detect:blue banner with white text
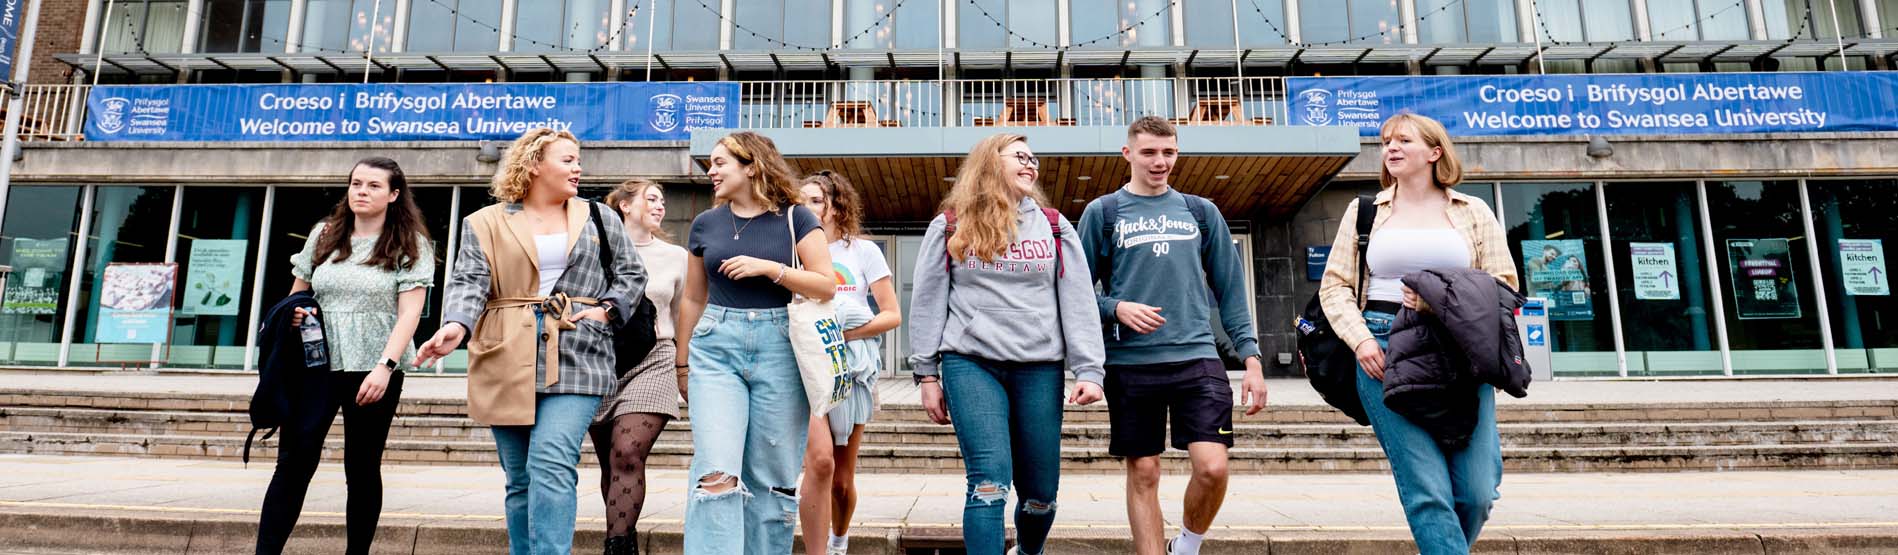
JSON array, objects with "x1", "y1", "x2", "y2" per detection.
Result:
[
  {"x1": 1287, "y1": 72, "x2": 1898, "y2": 136},
  {"x1": 84, "y1": 82, "x2": 739, "y2": 142},
  {"x1": 0, "y1": 0, "x2": 25, "y2": 81}
]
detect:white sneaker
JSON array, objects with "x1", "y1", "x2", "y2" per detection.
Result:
[
  {"x1": 1165, "y1": 537, "x2": 1184, "y2": 555},
  {"x1": 826, "y1": 546, "x2": 847, "y2": 555}
]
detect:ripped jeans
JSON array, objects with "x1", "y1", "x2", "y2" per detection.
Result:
[
  {"x1": 940, "y1": 353, "x2": 1064, "y2": 555},
  {"x1": 683, "y1": 305, "x2": 810, "y2": 555}
]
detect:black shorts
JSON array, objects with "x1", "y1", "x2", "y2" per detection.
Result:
[{"x1": 1103, "y1": 358, "x2": 1234, "y2": 458}]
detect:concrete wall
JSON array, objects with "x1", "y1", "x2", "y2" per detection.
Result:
[{"x1": 11, "y1": 141, "x2": 698, "y2": 184}]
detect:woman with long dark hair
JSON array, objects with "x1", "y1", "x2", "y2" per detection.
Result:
[
  {"x1": 797, "y1": 170, "x2": 901, "y2": 555},
  {"x1": 258, "y1": 156, "x2": 434, "y2": 555},
  {"x1": 906, "y1": 134, "x2": 1105, "y2": 555},
  {"x1": 589, "y1": 179, "x2": 687, "y2": 555},
  {"x1": 414, "y1": 128, "x2": 646, "y2": 555}
]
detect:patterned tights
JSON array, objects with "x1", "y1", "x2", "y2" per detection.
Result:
[{"x1": 590, "y1": 412, "x2": 670, "y2": 537}]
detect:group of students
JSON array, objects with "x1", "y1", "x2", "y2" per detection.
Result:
[{"x1": 253, "y1": 112, "x2": 1516, "y2": 555}]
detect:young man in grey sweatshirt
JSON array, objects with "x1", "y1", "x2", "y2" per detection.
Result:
[{"x1": 1078, "y1": 117, "x2": 1269, "y2": 555}]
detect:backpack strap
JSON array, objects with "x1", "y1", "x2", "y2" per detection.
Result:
[
  {"x1": 588, "y1": 201, "x2": 615, "y2": 281},
  {"x1": 1041, "y1": 207, "x2": 1064, "y2": 278},
  {"x1": 1183, "y1": 193, "x2": 1216, "y2": 285},
  {"x1": 1096, "y1": 193, "x2": 1119, "y2": 286},
  {"x1": 1354, "y1": 193, "x2": 1377, "y2": 302},
  {"x1": 942, "y1": 209, "x2": 958, "y2": 273}
]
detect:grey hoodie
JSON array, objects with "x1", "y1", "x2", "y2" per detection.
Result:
[{"x1": 907, "y1": 197, "x2": 1106, "y2": 385}]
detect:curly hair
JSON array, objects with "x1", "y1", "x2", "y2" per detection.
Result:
[
  {"x1": 490, "y1": 127, "x2": 579, "y2": 203},
  {"x1": 713, "y1": 132, "x2": 802, "y2": 212},
  {"x1": 801, "y1": 170, "x2": 863, "y2": 242},
  {"x1": 605, "y1": 179, "x2": 672, "y2": 241},
  {"x1": 942, "y1": 134, "x2": 1046, "y2": 264}
]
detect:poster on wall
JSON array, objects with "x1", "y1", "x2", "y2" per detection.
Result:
[
  {"x1": 1629, "y1": 242, "x2": 1681, "y2": 300},
  {"x1": 1521, "y1": 239, "x2": 1594, "y2": 320},
  {"x1": 1838, "y1": 239, "x2": 1888, "y2": 297},
  {"x1": 96, "y1": 263, "x2": 177, "y2": 344},
  {"x1": 183, "y1": 240, "x2": 246, "y2": 316},
  {"x1": 4, "y1": 238, "x2": 69, "y2": 314},
  {"x1": 1726, "y1": 238, "x2": 1802, "y2": 319}
]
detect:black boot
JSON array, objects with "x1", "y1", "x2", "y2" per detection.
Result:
[{"x1": 603, "y1": 535, "x2": 637, "y2": 555}]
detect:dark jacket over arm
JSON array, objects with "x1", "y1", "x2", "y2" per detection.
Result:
[{"x1": 1382, "y1": 267, "x2": 1530, "y2": 449}]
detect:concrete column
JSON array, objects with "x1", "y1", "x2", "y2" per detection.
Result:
[
  {"x1": 1057, "y1": 0, "x2": 1070, "y2": 46},
  {"x1": 831, "y1": 0, "x2": 844, "y2": 46},
  {"x1": 392, "y1": 0, "x2": 411, "y2": 52},
  {"x1": 1631, "y1": 0, "x2": 1652, "y2": 40},
  {"x1": 1515, "y1": 0, "x2": 1534, "y2": 43},
  {"x1": 286, "y1": 0, "x2": 309, "y2": 53},
  {"x1": 498, "y1": 0, "x2": 516, "y2": 51},
  {"x1": 943, "y1": 0, "x2": 956, "y2": 48},
  {"x1": 719, "y1": 0, "x2": 733, "y2": 50},
  {"x1": 1400, "y1": 0, "x2": 1418, "y2": 43},
  {"x1": 80, "y1": 0, "x2": 103, "y2": 55},
  {"x1": 1859, "y1": 0, "x2": 1882, "y2": 38},
  {"x1": 1746, "y1": 0, "x2": 1768, "y2": 39},
  {"x1": 181, "y1": 0, "x2": 205, "y2": 53},
  {"x1": 1284, "y1": 0, "x2": 1302, "y2": 44},
  {"x1": 1170, "y1": 0, "x2": 1185, "y2": 46}
]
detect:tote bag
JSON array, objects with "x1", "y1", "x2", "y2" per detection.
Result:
[{"x1": 785, "y1": 211, "x2": 851, "y2": 415}]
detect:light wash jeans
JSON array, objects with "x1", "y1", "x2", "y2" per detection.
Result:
[
  {"x1": 491, "y1": 393, "x2": 604, "y2": 555},
  {"x1": 940, "y1": 353, "x2": 1065, "y2": 555},
  {"x1": 683, "y1": 305, "x2": 810, "y2": 555},
  {"x1": 1356, "y1": 309, "x2": 1502, "y2": 555}
]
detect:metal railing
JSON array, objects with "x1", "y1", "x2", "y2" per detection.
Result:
[
  {"x1": 8, "y1": 77, "x2": 1287, "y2": 142},
  {"x1": 740, "y1": 77, "x2": 1287, "y2": 129}
]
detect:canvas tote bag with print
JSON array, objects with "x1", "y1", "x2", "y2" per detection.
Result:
[{"x1": 784, "y1": 209, "x2": 851, "y2": 415}]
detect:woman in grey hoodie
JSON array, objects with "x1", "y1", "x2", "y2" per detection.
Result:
[{"x1": 907, "y1": 133, "x2": 1107, "y2": 555}]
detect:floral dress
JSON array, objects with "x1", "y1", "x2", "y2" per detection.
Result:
[{"x1": 290, "y1": 222, "x2": 435, "y2": 372}]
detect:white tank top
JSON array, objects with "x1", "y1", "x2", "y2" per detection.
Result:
[
  {"x1": 1365, "y1": 228, "x2": 1470, "y2": 303},
  {"x1": 535, "y1": 233, "x2": 568, "y2": 297}
]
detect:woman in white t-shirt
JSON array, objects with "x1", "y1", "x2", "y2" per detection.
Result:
[{"x1": 797, "y1": 170, "x2": 902, "y2": 555}]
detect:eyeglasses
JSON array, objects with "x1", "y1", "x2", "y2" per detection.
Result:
[{"x1": 1010, "y1": 152, "x2": 1040, "y2": 168}]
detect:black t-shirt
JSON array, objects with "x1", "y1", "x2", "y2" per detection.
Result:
[{"x1": 688, "y1": 204, "x2": 824, "y2": 309}]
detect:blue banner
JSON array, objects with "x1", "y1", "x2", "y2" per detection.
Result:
[
  {"x1": 84, "y1": 82, "x2": 739, "y2": 142},
  {"x1": 0, "y1": 0, "x2": 24, "y2": 81},
  {"x1": 1287, "y1": 72, "x2": 1898, "y2": 136}
]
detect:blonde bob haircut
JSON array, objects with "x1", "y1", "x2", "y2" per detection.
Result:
[
  {"x1": 1377, "y1": 113, "x2": 1463, "y2": 190},
  {"x1": 490, "y1": 127, "x2": 580, "y2": 203},
  {"x1": 713, "y1": 132, "x2": 803, "y2": 212},
  {"x1": 941, "y1": 133, "x2": 1048, "y2": 264},
  {"x1": 605, "y1": 179, "x2": 671, "y2": 241}
]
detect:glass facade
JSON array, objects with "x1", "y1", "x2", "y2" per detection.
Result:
[
  {"x1": 1764, "y1": 0, "x2": 1865, "y2": 39},
  {"x1": 303, "y1": 0, "x2": 395, "y2": 53},
  {"x1": 1706, "y1": 181, "x2": 1828, "y2": 374},
  {"x1": 406, "y1": 0, "x2": 504, "y2": 52},
  {"x1": 68, "y1": 186, "x2": 176, "y2": 366},
  {"x1": 1537, "y1": 0, "x2": 1637, "y2": 42},
  {"x1": 1180, "y1": 0, "x2": 1287, "y2": 47},
  {"x1": 101, "y1": 0, "x2": 190, "y2": 54},
  {"x1": 1072, "y1": 0, "x2": 1172, "y2": 48},
  {"x1": 1604, "y1": 182, "x2": 1720, "y2": 375},
  {"x1": 1299, "y1": 0, "x2": 1402, "y2": 45},
  {"x1": 1418, "y1": 0, "x2": 1518, "y2": 44},
  {"x1": 1648, "y1": 0, "x2": 1751, "y2": 41},
  {"x1": 199, "y1": 0, "x2": 295, "y2": 53},
  {"x1": 1809, "y1": 180, "x2": 1898, "y2": 373},
  {"x1": 958, "y1": 0, "x2": 1058, "y2": 48},
  {"x1": 737, "y1": 0, "x2": 832, "y2": 49},
  {"x1": 0, "y1": 187, "x2": 84, "y2": 366},
  {"x1": 515, "y1": 0, "x2": 615, "y2": 52},
  {"x1": 1501, "y1": 182, "x2": 1616, "y2": 376},
  {"x1": 169, "y1": 187, "x2": 267, "y2": 369}
]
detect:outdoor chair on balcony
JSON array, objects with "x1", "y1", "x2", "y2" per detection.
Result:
[
  {"x1": 1000, "y1": 98, "x2": 1052, "y2": 126},
  {"x1": 1190, "y1": 97, "x2": 1243, "y2": 125},
  {"x1": 972, "y1": 117, "x2": 996, "y2": 126},
  {"x1": 825, "y1": 101, "x2": 878, "y2": 127}
]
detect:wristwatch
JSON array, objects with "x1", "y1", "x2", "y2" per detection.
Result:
[{"x1": 380, "y1": 357, "x2": 401, "y2": 372}]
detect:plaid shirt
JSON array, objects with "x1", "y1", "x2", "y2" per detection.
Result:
[
  {"x1": 443, "y1": 201, "x2": 647, "y2": 397},
  {"x1": 1318, "y1": 188, "x2": 1519, "y2": 351}
]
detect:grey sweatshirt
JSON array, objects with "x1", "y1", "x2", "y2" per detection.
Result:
[{"x1": 906, "y1": 197, "x2": 1107, "y2": 385}]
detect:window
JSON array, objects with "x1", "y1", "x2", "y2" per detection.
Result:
[
  {"x1": 1183, "y1": 0, "x2": 1290, "y2": 47},
  {"x1": 1706, "y1": 181, "x2": 1827, "y2": 374},
  {"x1": 959, "y1": 0, "x2": 1056, "y2": 48},
  {"x1": 1810, "y1": 180, "x2": 1898, "y2": 373},
  {"x1": 633, "y1": 0, "x2": 721, "y2": 51},
  {"x1": 1764, "y1": 0, "x2": 1865, "y2": 39},
  {"x1": 406, "y1": 0, "x2": 503, "y2": 51},
  {"x1": 1297, "y1": 0, "x2": 1401, "y2": 45},
  {"x1": 1648, "y1": 0, "x2": 1751, "y2": 41},
  {"x1": 302, "y1": 0, "x2": 394, "y2": 53},
  {"x1": 736, "y1": 0, "x2": 831, "y2": 49},
  {"x1": 888, "y1": 0, "x2": 940, "y2": 49},
  {"x1": 168, "y1": 187, "x2": 267, "y2": 370},
  {"x1": 199, "y1": 0, "x2": 295, "y2": 53},
  {"x1": 1074, "y1": 0, "x2": 1174, "y2": 48},
  {"x1": 1534, "y1": 0, "x2": 1636, "y2": 42},
  {"x1": 1604, "y1": 182, "x2": 1722, "y2": 376},
  {"x1": 101, "y1": 0, "x2": 189, "y2": 54},
  {"x1": 1501, "y1": 182, "x2": 1616, "y2": 376},
  {"x1": 514, "y1": 0, "x2": 616, "y2": 51},
  {"x1": 1418, "y1": 0, "x2": 1518, "y2": 43},
  {"x1": 68, "y1": 187, "x2": 176, "y2": 366},
  {"x1": 0, "y1": 187, "x2": 84, "y2": 366}
]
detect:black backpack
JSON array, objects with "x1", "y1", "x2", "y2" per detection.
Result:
[
  {"x1": 1295, "y1": 193, "x2": 1376, "y2": 426},
  {"x1": 589, "y1": 201, "x2": 661, "y2": 378}
]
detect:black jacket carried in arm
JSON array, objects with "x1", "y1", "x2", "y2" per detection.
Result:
[
  {"x1": 1382, "y1": 267, "x2": 1531, "y2": 450},
  {"x1": 247, "y1": 291, "x2": 330, "y2": 464}
]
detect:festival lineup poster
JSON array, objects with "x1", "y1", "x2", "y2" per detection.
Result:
[
  {"x1": 183, "y1": 240, "x2": 246, "y2": 316},
  {"x1": 1521, "y1": 239, "x2": 1594, "y2": 320},
  {"x1": 1726, "y1": 238, "x2": 1802, "y2": 319},
  {"x1": 96, "y1": 263, "x2": 177, "y2": 344},
  {"x1": 4, "y1": 238, "x2": 69, "y2": 314}
]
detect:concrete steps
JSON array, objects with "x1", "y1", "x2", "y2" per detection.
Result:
[{"x1": 4, "y1": 387, "x2": 1897, "y2": 473}]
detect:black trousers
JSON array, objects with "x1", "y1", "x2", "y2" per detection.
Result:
[{"x1": 255, "y1": 370, "x2": 404, "y2": 555}]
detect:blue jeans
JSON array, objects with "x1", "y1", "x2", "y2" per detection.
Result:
[
  {"x1": 491, "y1": 393, "x2": 604, "y2": 555},
  {"x1": 683, "y1": 305, "x2": 809, "y2": 555},
  {"x1": 940, "y1": 353, "x2": 1065, "y2": 555},
  {"x1": 1356, "y1": 309, "x2": 1502, "y2": 555}
]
